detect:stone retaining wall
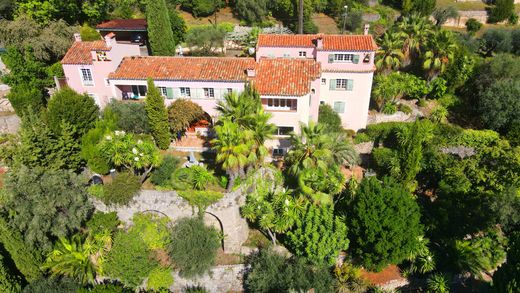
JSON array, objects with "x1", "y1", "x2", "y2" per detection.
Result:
[
  {"x1": 170, "y1": 264, "x2": 245, "y2": 292},
  {"x1": 93, "y1": 189, "x2": 250, "y2": 254}
]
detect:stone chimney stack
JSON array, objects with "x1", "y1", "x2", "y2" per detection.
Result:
[
  {"x1": 364, "y1": 24, "x2": 370, "y2": 35},
  {"x1": 73, "y1": 33, "x2": 82, "y2": 42}
]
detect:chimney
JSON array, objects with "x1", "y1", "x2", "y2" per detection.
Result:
[
  {"x1": 316, "y1": 34, "x2": 324, "y2": 50},
  {"x1": 246, "y1": 68, "x2": 256, "y2": 77},
  {"x1": 364, "y1": 24, "x2": 370, "y2": 35},
  {"x1": 104, "y1": 32, "x2": 116, "y2": 47},
  {"x1": 73, "y1": 33, "x2": 82, "y2": 42}
]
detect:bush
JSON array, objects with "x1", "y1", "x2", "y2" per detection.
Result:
[
  {"x1": 47, "y1": 61, "x2": 64, "y2": 78},
  {"x1": 147, "y1": 267, "x2": 174, "y2": 291},
  {"x1": 78, "y1": 283, "x2": 132, "y2": 293},
  {"x1": 0, "y1": 250, "x2": 22, "y2": 293},
  {"x1": 168, "y1": 218, "x2": 220, "y2": 278},
  {"x1": 353, "y1": 133, "x2": 371, "y2": 144},
  {"x1": 430, "y1": 105, "x2": 448, "y2": 123},
  {"x1": 180, "y1": 0, "x2": 221, "y2": 17},
  {"x1": 87, "y1": 184, "x2": 104, "y2": 199},
  {"x1": 454, "y1": 229, "x2": 507, "y2": 275},
  {"x1": 244, "y1": 249, "x2": 334, "y2": 293},
  {"x1": 151, "y1": 155, "x2": 180, "y2": 187},
  {"x1": 489, "y1": 0, "x2": 515, "y2": 23},
  {"x1": 465, "y1": 18, "x2": 482, "y2": 35},
  {"x1": 104, "y1": 230, "x2": 159, "y2": 288},
  {"x1": 132, "y1": 213, "x2": 171, "y2": 250},
  {"x1": 167, "y1": 99, "x2": 205, "y2": 135},
  {"x1": 80, "y1": 23, "x2": 101, "y2": 41},
  {"x1": 6, "y1": 85, "x2": 45, "y2": 117},
  {"x1": 86, "y1": 211, "x2": 120, "y2": 235},
  {"x1": 185, "y1": 286, "x2": 209, "y2": 293},
  {"x1": 22, "y1": 277, "x2": 80, "y2": 293},
  {"x1": 178, "y1": 190, "x2": 223, "y2": 218},
  {"x1": 107, "y1": 100, "x2": 150, "y2": 134},
  {"x1": 452, "y1": 129, "x2": 500, "y2": 148},
  {"x1": 509, "y1": 13, "x2": 519, "y2": 25},
  {"x1": 235, "y1": 0, "x2": 268, "y2": 25},
  {"x1": 398, "y1": 103, "x2": 412, "y2": 114},
  {"x1": 318, "y1": 104, "x2": 343, "y2": 133},
  {"x1": 382, "y1": 102, "x2": 397, "y2": 114},
  {"x1": 103, "y1": 172, "x2": 141, "y2": 206}
]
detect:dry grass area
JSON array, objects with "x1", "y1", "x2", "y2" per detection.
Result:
[
  {"x1": 177, "y1": 6, "x2": 241, "y2": 27},
  {"x1": 215, "y1": 248, "x2": 243, "y2": 265},
  {"x1": 243, "y1": 229, "x2": 272, "y2": 248},
  {"x1": 436, "y1": 0, "x2": 489, "y2": 11},
  {"x1": 312, "y1": 13, "x2": 340, "y2": 34}
]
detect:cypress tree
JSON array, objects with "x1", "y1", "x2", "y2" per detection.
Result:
[
  {"x1": 146, "y1": 0, "x2": 176, "y2": 55},
  {"x1": 144, "y1": 78, "x2": 171, "y2": 149}
]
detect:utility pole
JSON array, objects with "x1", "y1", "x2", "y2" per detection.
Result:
[
  {"x1": 298, "y1": 0, "x2": 304, "y2": 34},
  {"x1": 341, "y1": 5, "x2": 348, "y2": 34}
]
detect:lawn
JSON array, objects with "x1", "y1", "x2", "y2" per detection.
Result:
[
  {"x1": 312, "y1": 13, "x2": 340, "y2": 34},
  {"x1": 436, "y1": 0, "x2": 489, "y2": 11}
]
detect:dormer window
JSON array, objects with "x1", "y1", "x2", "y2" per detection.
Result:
[
  {"x1": 299, "y1": 51, "x2": 307, "y2": 57},
  {"x1": 96, "y1": 51, "x2": 110, "y2": 61}
]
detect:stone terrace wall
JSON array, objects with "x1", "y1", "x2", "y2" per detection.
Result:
[
  {"x1": 93, "y1": 189, "x2": 250, "y2": 254},
  {"x1": 170, "y1": 264, "x2": 245, "y2": 292}
]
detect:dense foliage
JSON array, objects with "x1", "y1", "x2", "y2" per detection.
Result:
[
  {"x1": 146, "y1": 0, "x2": 176, "y2": 56},
  {"x1": 144, "y1": 79, "x2": 171, "y2": 149}
]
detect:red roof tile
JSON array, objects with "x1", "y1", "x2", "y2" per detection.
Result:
[
  {"x1": 96, "y1": 19, "x2": 147, "y2": 31},
  {"x1": 61, "y1": 41, "x2": 109, "y2": 65},
  {"x1": 257, "y1": 34, "x2": 377, "y2": 51},
  {"x1": 254, "y1": 58, "x2": 321, "y2": 96},
  {"x1": 109, "y1": 56, "x2": 256, "y2": 82}
]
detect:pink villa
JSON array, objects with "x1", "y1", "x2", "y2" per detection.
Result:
[{"x1": 61, "y1": 30, "x2": 377, "y2": 154}]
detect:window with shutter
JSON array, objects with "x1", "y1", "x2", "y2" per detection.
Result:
[
  {"x1": 353, "y1": 55, "x2": 360, "y2": 64},
  {"x1": 329, "y1": 79, "x2": 337, "y2": 90},
  {"x1": 347, "y1": 79, "x2": 354, "y2": 91},
  {"x1": 328, "y1": 54, "x2": 334, "y2": 63},
  {"x1": 166, "y1": 88, "x2": 174, "y2": 99},
  {"x1": 334, "y1": 101, "x2": 345, "y2": 113}
]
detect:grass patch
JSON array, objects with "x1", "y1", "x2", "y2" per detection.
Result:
[
  {"x1": 244, "y1": 229, "x2": 272, "y2": 249},
  {"x1": 436, "y1": 0, "x2": 489, "y2": 11}
]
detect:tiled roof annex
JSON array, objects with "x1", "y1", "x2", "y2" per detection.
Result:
[
  {"x1": 257, "y1": 34, "x2": 377, "y2": 51},
  {"x1": 61, "y1": 41, "x2": 109, "y2": 65},
  {"x1": 96, "y1": 19, "x2": 147, "y2": 31},
  {"x1": 254, "y1": 58, "x2": 321, "y2": 96},
  {"x1": 108, "y1": 56, "x2": 257, "y2": 82}
]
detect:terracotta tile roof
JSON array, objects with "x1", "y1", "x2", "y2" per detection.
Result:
[
  {"x1": 257, "y1": 34, "x2": 377, "y2": 51},
  {"x1": 61, "y1": 41, "x2": 109, "y2": 65},
  {"x1": 254, "y1": 58, "x2": 321, "y2": 96},
  {"x1": 109, "y1": 56, "x2": 257, "y2": 82},
  {"x1": 96, "y1": 19, "x2": 147, "y2": 31}
]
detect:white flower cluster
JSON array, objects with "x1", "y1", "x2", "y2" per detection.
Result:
[{"x1": 115, "y1": 130, "x2": 126, "y2": 136}]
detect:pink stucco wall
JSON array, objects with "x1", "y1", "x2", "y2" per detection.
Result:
[
  {"x1": 316, "y1": 50, "x2": 375, "y2": 72},
  {"x1": 256, "y1": 46, "x2": 316, "y2": 60}
]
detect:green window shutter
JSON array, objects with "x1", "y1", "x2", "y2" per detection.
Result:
[
  {"x1": 328, "y1": 54, "x2": 334, "y2": 63},
  {"x1": 166, "y1": 87, "x2": 174, "y2": 99},
  {"x1": 334, "y1": 102, "x2": 345, "y2": 113},
  {"x1": 172, "y1": 88, "x2": 180, "y2": 98},
  {"x1": 347, "y1": 79, "x2": 354, "y2": 91},
  {"x1": 353, "y1": 54, "x2": 360, "y2": 64},
  {"x1": 329, "y1": 79, "x2": 337, "y2": 90}
]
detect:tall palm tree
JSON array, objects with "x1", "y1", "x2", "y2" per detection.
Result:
[
  {"x1": 43, "y1": 231, "x2": 111, "y2": 285},
  {"x1": 247, "y1": 110, "x2": 276, "y2": 169},
  {"x1": 397, "y1": 14, "x2": 435, "y2": 66},
  {"x1": 211, "y1": 119, "x2": 251, "y2": 191},
  {"x1": 329, "y1": 132, "x2": 360, "y2": 168},
  {"x1": 422, "y1": 30, "x2": 458, "y2": 80},
  {"x1": 285, "y1": 122, "x2": 333, "y2": 177},
  {"x1": 376, "y1": 32, "x2": 405, "y2": 74}
]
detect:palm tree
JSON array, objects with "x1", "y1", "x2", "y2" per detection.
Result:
[
  {"x1": 285, "y1": 122, "x2": 333, "y2": 177},
  {"x1": 329, "y1": 132, "x2": 360, "y2": 168},
  {"x1": 376, "y1": 32, "x2": 405, "y2": 74},
  {"x1": 211, "y1": 119, "x2": 251, "y2": 191},
  {"x1": 422, "y1": 30, "x2": 458, "y2": 80},
  {"x1": 247, "y1": 110, "x2": 276, "y2": 169},
  {"x1": 397, "y1": 14, "x2": 435, "y2": 66},
  {"x1": 43, "y1": 231, "x2": 111, "y2": 285}
]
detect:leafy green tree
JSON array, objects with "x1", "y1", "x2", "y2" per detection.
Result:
[
  {"x1": 80, "y1": 109, "x2": 117, "y2": 174},
  {"x1": 3, "y1": 166, "x2": 93, "y2": 252},
  {"x1": 185, "y1": 25, "x2": 226, "y2": 56},
  {"x1": 409, "y1": 0, "x2": 435, "y2": 16},
  {"x1": 480, "y1": 29, "x2": 513, "y2": 56},
  {"x1": 235, "y1": 0, "x2": 268, "y2": 24},
  {"x1": 0, "y1": 16, "x2": 75, "y2": 62},
  {"x1": 6, "y1": 84, "x2": 46, "y2": 117},
  {"x1": 244, "y1": 249, "x2": 334, "y2": 293},
  {"x1": 1, "y1": 47, "x2": 50, "y2": 89},
  {"x1": 465, "y1": 18, "x2": 482, "y2": 35},
  {"x1": 146, "y1": 0, "x2": 176, "y2": 55},
  {"x1": 97, "y1": 131, "x2": 160, "y2": 183},
  {"x1": 169, "y1": 7, "x2": 187, "y2": 44},
  {"x1": 454, "y1": 229, "x2": 507, "y2": 276},
  {"x1": 318, "y1": 104, "x2": 343, "y2": 133},
  {"x1": 493, "y1": 232, "x2": 520, "y2": 293},
  {"x1": 101, "y1": 171, "x2": 141, "y2": 206},
  {"x1": 168, "y1": 217, "x2": 220, "y2": 278},
  {"x1": 43, "y1": 232, "x2": 112, "y2": 285},
  {"x1": 144, "y1": 79, "x2": 170, "y2": 149},
  {"x1": 0, "y1": 215, "x2": 43, "y2": 282},
  {"x1": 348, "y1": 176, "x2": 423, "y2": 271},
  {"x1": 22, "y1": 277, "x2": 80, "y2": 293},
  {"x1": 107, "y1": 99, "x2": 150, "y2": 134},
  {"x1": 47, "y1": 87, "x2": 99, "y2": 138},
  {"x1": 286, "y1": 204, "x2": 348, "y2": 265},
  {"x1": 167, "y1": 99, "x2": 204, "y2": 135},
  {"x1": 104, "y1": 229, "x2": 159, "y2": 288},
  {"x1": 489, "y1": 0, "x2": 515, "y2": 23},
  {"x1": 432, "y1": 6, "x2": 458, "y2": 27},
  {"x1": 0, "y1": 249, "x2": 22, "y2": 293},
  {"x1": 180, "y1": 0, "x2": 221, "y2": 17},
  {"x1": 478, "y1": 79, "x2": 520, "y2": 133}
]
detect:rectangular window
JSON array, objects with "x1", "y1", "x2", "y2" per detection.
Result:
[
  {"x1": 283, "y1": 53, "x2": 290, "y2": 58},
  {"x1": 334, "y1": 101, "x2": 346, "y2": 113},
  {"x1": 321, "y1": 78, "x2": 326, "y2": 85},
  {"x1": 204, "y1": 88, "x2": 214, "y2": 98},
  {"x1": 276, "y1": 127, "x2": 294, "y2": 136},
  {"x1": 158, "y1": 87, "x2": 168, "y2": 97},
  {"x1": 264, "y1": 99, "x2": 297, "y2": 111},
  {"x1": 272, "y1": 148, "x2": 286, "y2": 156},
  {"x1": 227, "y1": 88, "x2": 233, "y2": 94},
  {"x1": 336, "y1": 79, "x2": 348, "y2": 89},
  {"x1": 299, "y1": 51, "x2": 307, "y2": 57},
  {"x1": 131, "y1": 85, "x2": 147, "y2": 97},
  {"x1": 80, "y1": 68, "x2": 93, "y2": 86},
  {"x1": 334, "y1": 54, "x2": 354, "y2": 62},
  {"x1": 180, "y1": 87, "x2": 191, "y2": 97}
]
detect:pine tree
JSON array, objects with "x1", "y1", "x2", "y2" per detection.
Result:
[
  {"x1": 144, "y1": 78, "x2": 171, "y2": 149},
  {"x1": 146, "y1": 0, "x2": 176, "y2": 55}
]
